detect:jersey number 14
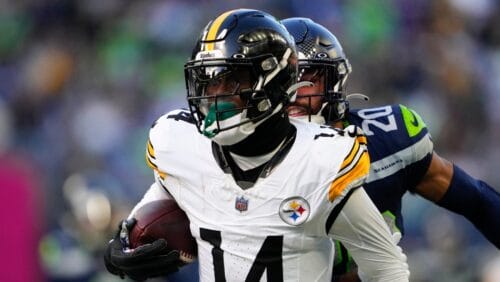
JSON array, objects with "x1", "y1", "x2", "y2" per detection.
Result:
[{"x1": 201, "y1": 228, "x2": 284, "y2": 282}]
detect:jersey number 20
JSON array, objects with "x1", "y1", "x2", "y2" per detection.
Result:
[{"x1": 357, "y1": 106, "x2": 397, "y2": 135}]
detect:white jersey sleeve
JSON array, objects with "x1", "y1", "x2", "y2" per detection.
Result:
[
  {"x1": 127, "y1": 179, "x2": 173, "y2": 220},
  {"x1": 306, "y1": 124, "x2": 409, "y2": 281},
  {"x1": 129, "y1": 109, "x2": 196, "y2": 218},
  {"x1": 330, "y1": 188, "x2": 410, "y2": 281}
]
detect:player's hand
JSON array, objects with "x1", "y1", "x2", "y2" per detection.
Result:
[{"x1": 103, "y1": 219, "x2": 183, "y2": 281}]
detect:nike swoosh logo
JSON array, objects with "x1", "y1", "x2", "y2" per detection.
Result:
[
  {"x1": 400, "y1": 105, "x2": 426, "y2": 137},
  {"x1": 409, "y1": 110, "x2": 419, "y2": 127}
]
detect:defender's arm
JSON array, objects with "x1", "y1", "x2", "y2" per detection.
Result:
[{"x1": 415, "y1": 152, "x2": 500, "y2": 248}]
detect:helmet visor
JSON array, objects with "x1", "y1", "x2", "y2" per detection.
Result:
[{"x1": 186, "y1": 64, "x2": 256, "y2": 114}]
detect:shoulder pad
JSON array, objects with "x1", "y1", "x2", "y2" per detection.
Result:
[{"x1": 146, "y1": 109, "x2": 196, "y2": 179}]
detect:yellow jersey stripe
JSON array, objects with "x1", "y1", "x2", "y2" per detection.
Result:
[
  {"x1": 356, "y1": 135, "x2": 367, "y2": 145},
  {"x1": 339, "y1": 140, "x2": 360, "y2": 171},
  {"x1": 145, "y1": 151, "x2": 157, "y2": 169},
  {"x1": 144, "y1": 151, "x2": 167, "y2": 180},
  {"x1": 157, "y1": 171, "x2": 167, "y2": 180},
  {"x1": 205, "y1": 10, "x2": 234, "y2": 51},
  {"x1": 145, "y1": 139, "x2": 157, "y2": 168},
  {"x1": 147, "y1": 140, "x2": 155, "y2": 159},
  {"x1": 328, "y1": 150, "x2": 370, "y2": 202}
]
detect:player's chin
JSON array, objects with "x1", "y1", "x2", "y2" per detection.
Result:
[{"x1": 288, "y1": 106, "x2": 309, "y2": 118}]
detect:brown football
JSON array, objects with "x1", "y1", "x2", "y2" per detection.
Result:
[{"x1": 129, "y1": 199, "x2": 197, "y2": 263}]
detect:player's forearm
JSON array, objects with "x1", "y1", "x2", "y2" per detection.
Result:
[
  {"x1": 437, "y1": 164, "x2": 500, "y2": 248},
  {"x1": 331, "y1": 188, "x2": 409, "y2": 281},
  {"x1": 128, "y1": 181, "x2": 173, "y2": 219}
]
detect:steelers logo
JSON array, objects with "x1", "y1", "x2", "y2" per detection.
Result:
[{"x1": 279, "y1": 196, "x2": 310, "y2": 226}]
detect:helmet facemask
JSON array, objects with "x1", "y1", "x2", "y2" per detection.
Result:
[
  {"x1": 294, "y1": 57, "x2": 351, "y2": 123},
  {"x1": 186, "y1": 51, "x2": 295, "y2": 145}
]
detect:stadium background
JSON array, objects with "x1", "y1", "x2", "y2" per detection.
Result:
[{"x1": 0, "y1": 0, "x2": 498, "y2": 281}]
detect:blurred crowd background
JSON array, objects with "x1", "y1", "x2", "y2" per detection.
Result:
[{"x1": 0, "y1": 0, "x2": 498, "y2": 281}]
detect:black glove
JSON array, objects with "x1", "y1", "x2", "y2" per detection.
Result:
[{"x1": 104, "y1": 218, "x2": 182, "y2": 281}]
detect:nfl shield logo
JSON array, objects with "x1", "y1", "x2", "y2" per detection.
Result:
[{"x1": 235, "y1": 196, "x2": 248, "y2": 212}]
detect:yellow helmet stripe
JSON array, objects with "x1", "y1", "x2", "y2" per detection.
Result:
[
  {"x1": 204, "y1": 10, "x2": 235, "y2": 51},
  {"x1": 328, "y1": 150, "x2": 369, "y2": 202}
]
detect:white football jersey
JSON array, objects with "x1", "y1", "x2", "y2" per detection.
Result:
[{"x1": 144, "y1": 109, "x2": 378, "y2": 282}]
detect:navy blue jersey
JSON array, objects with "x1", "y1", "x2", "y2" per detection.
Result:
[
  {"x1": 332, "y1": 104, "x2": 433, "y2": 276},
  {"x1": 345, "y1": 104, "x2": 434, "y2": 235}
]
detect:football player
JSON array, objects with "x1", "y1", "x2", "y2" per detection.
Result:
[
  {"x1": 104, "y1": 9, "x2": 410, "y2": 282},
  {"x1": 281, "y1": 17, "x2": 500, "y2": 280}
]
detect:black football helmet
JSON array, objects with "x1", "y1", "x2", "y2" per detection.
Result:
[
  {"x1": 185, "y1": 9, "x2": 298, "y2": 145},
  {"x1": 282, "y1": 17, "x2": 352, "y2": 122}
]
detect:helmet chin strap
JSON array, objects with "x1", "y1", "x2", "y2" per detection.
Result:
[
  {"x1": 208, "y1": 104, "x2": 285, "y2": 146},
  {"x1": 210, "y1": 118, "x2": 253, "y2": 146}
]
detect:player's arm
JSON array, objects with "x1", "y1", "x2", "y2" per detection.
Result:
[
  {"x1": 415, "y1": 152, "x2": 500, "y2": 248},
  {"x1": 128, "y1": 177, "x2": 174, "y2": 219},
  {"x1": 104, "y1": 118, "x2": 186, "y2": 280},
  {"x1": 330, "y1": 187, "x2": 409, "y2": 282},
  {"x1": 326, "y1": 126, "x2": 409, "y2": 281},
  {"x1": 125, "y1": 175, "x2": 177, "y2": 253}
]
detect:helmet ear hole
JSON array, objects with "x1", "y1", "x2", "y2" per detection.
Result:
[
  {"x1": 261, "y1": 57, "x2": 278, "y2": 71},
  {"x1": 257, "y1": 99, "x2": 271, "y2": 112}
]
